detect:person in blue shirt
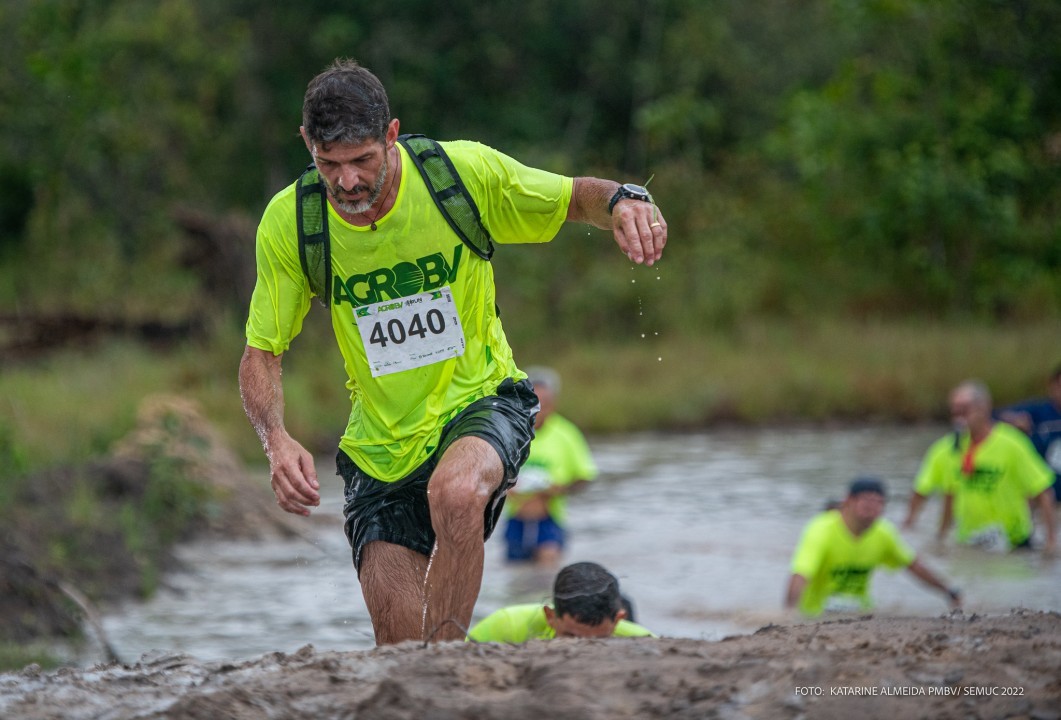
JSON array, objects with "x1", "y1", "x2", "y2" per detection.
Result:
[{"x1": 998, "y1": 364, "x2": 1061, "y2": 501}]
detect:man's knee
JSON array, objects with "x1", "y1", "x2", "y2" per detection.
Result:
[
  {"x1": 428, "y1": 439, "x2": 502, "y2": 534},
  {"x1": 428, "y1": 470, "x2": 491, "y2": 530}
]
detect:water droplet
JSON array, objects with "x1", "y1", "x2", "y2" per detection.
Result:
[
  {"x1": 631, "y1": 279, "x2": 636, "y2": 283},
  {"x1": 657, "y1": 357, "x2": 662, "y2": 362},
  {"x1": 640, "y1": 333, "x2": 645, "y2": 338}
]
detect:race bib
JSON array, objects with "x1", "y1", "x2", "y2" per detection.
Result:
[
  {"x1": 968, "y1": 525, "x2": 1008, "y2": 552},
  {"x1": 823, "y1": 595, "x2": 864, "y2": 613},
  {"x1": 514, "y1": 466, "x2": 552, "y2": 493},
  {"x1": 354, "y1": 287, "x2": 465, "y2": 377}
]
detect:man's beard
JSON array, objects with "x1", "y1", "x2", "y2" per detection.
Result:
[{"x1": 327, "y1": 153, "x2": 388, "y2": 215}]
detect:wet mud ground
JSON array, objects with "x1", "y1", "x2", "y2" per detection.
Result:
[{"x1": 1, "y1": 610, "x2": 1058, "y2": 720}]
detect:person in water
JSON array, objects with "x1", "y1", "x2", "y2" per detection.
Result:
[
  {"x1": 786, "y1": 477, "x2": 961, "y2": 616},
  {"x1": 468, "y1": 561, "x2": 654, "y2": 641}
]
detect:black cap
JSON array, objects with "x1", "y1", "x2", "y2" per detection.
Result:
[{"x1": 848, "y1": 476, "x2": 886, "y2": 497}]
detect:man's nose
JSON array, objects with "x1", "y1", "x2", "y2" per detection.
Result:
[{"x1": 336, "y1": 166, "x2": 360, "y2": 191}]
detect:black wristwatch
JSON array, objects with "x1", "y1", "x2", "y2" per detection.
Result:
[{"x1": 608, "y1": 183, "x2": 652, "y2": 214}]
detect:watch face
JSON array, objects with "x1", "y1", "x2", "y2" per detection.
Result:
[{"x1": 622, "y1": 183, "x2": 649, "y2": 199}]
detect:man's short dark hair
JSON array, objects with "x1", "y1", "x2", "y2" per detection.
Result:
[
  {"x1": 303, "y1": 58, "x2": 391, "y2": 146},
  {"x1": 848, "y1": 476, "x2": 886, "y2": 498},
  {"x1": 553, "y1": 562, "x2": 624, "y2": 625}
]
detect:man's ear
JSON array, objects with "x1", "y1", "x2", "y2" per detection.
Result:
[
  {"x1": 543, "y1": 606, "x2": 557, "y2": 629},
  {"x1": 300, "y1": 126, "x2": 313, "y2": 154},
  {"x1": 615, "y1": 608, "x2": 628, "y2": 623},
  {"x1": 386, "y1": 118, "x2": 400, "y2": 145}
]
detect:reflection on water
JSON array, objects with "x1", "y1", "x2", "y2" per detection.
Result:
[{"x1": 96, "y1": 425, "x2": 1061, "y2": 665}]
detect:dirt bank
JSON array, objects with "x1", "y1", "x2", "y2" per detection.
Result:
[{"x1": 1, "y1": 610, "x2": 1058, "y2": 720}]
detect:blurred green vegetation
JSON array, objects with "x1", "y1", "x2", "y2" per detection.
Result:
[{"x1": 1, "y1": 0, "x2": 1060, "y2": 472}]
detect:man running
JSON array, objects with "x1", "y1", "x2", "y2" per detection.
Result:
[{"x1": 239, "y1": 59, "x2": 667, "y2": 645}]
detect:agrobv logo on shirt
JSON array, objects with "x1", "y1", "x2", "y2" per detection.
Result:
[
  {"x1": 354, "y1": 287, "x2": 466, "y2": 377},
  {"x1": 333, "y1": 243, "x2": 465, "y2": 307}
]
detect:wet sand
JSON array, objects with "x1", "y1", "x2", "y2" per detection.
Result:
[{"x1": 2, "y1": 610, "x2": 1058, "y2": 720}]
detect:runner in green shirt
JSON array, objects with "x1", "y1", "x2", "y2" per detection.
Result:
[
  {"x1": 238, "y1": 59, "x2": 668, "y2": 646},
  {"x1": 503, "y1": 367, "x2": 599, "y2": 565},
  {"x1": 904, "y1": 380, "x2": 1057, "y2": 553},
  {"x1": 468, "y1": 562, "x2": 654, "y2": 642},
  {"x1": 786, "y1": 478, "x2": 961, "y2": 616}
]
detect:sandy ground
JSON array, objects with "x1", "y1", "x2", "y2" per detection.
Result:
[{"x1": 1, "y1": 610, "x2": 1058, "y2": 720}]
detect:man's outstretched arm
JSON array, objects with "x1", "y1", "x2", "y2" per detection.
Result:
[
  {"x1": 906, "y1": 558, "x2": 962, "y2": 609},
  {"x1": 239, "y1": 345, "x2": 320, "y2": 516}
]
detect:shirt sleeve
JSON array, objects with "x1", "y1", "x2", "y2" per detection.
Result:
[
  {"x1": 245, "y1": 191, "x2": 312, "y2": 354},
  {"x1": 554, "y1": 416, "x2": 598, "y2": 485},
  {"x1": 913, "y1": 436, "x2": 956, "y2": 496},
  {"x1": 445, "y1": 141, "x2": 572, "y2": 246},
  {"x1": 1012, "y1": 432, "x2": 1054, "y2": 497},
  {"x1": 790, "y1": 515, "x2": 829, "y2": 578},
  {"x1": 877, "y1": 520, "x2": 916, "y2": 569},
  {"x1": 468, "y1": 606, "x2": 534, "y2": 643},
  {"x1": 614, "y1": 620, "x2": 656, "y2": 638}
]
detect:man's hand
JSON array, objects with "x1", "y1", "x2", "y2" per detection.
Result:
[
  {"x1": 612, "y1": 199, "x2": 666, "y2": 266},
  {"x1": 267, "y1": 432, "x2": 320, "y2": 516},
  {"x1": 239, "y1": 345, "x2": 320, "y2": 517},
  {"x1": 566, "y1": 177, "x2": 668, "y2": 266}
]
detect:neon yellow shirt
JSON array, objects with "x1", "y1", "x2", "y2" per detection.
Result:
[
  {"x1": 914, "y1": 423, "x2": 1052, "y2": 545},
  {"x1": 467, "y1": 603, "x2": 654, "y2": 642},
  {"x1": 246, "y1": 141, "x2": 572, "y2": 481},
  {"x1": 506, "y1": 413, "x2": 598, "y2": 524},
  {"x1": 790, "y1": 510, "x2": 915, "y2": 616}
]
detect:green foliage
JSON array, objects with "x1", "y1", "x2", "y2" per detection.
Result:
[
  {"x1": 769, "y1": 0, "x2": 1061, "y2": 318},
  {"x1": 2, "y1": 0, "x2": 1059, "y2": 326},
  {"x1": 0, "y1": 0, "x2": 251, "y2": 316}
]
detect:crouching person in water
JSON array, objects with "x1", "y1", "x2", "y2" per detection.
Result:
[
  {"x1": 785, "y1": 477, "x2": 962, "y2": 616},
  {"x1": 468, "y1": 562, "x2": 654, "y2": 641}
]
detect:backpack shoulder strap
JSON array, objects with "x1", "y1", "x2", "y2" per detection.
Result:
[
  {"x1": 295, "y1": 163, "x2": 332, "y2": 308},
  {"x1": 397, "y1": 134, "x2": 494, "y2": 260}
]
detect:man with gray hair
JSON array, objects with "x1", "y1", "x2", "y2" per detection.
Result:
[
  {"x1": 904, "y1": 380, "x2": 1056, "y2": 554},
  {"x1": 239, "y1": 59, "x2": 667, "y2": 645}
]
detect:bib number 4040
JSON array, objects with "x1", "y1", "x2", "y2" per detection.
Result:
[
  {"x1": 368, "y1": 309, "x2": 447, "y2": 348},
  {"x1": 354, "y1": 287, "x2": 466, "y2": 377}
]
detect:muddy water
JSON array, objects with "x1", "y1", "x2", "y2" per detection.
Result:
[{"x1": 93, "y1": 425, "x2": 1061, "y2": 665}]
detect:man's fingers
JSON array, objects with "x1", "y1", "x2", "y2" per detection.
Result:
[
  {"x1": 614, "y1": 202, "x2": 667, "y2": 266},
  {"x1": 300, "y1": 454, "x2": 320, "y2": 490},
  {"x1": 271, "y1": 465, "x2": 321, "y2": 516}
]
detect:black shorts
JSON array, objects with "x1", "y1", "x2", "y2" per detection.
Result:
[{"x1": 338, "y1": 377, "x2": 539, "y2": 573}]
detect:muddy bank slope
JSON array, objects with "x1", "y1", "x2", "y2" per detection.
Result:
[{"x1": 1, "y1": 610, "x2": 1058, "y2": 720}]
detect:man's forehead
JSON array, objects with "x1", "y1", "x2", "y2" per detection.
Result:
[{"x1": 312, "y1": 137, "x2": 383, "y2": 158}]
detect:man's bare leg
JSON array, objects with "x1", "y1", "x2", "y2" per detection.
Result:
[
  {"x1": 359, "y1": 541, "x2": 429, "y2": 645},
  {"x1": 534, "y1": 542, "x2": 563, "y2": 567},
  {"x1": 422, "y1": 436, "x2": 504, "y2": 642}
]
